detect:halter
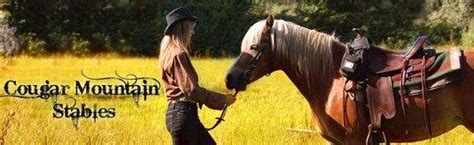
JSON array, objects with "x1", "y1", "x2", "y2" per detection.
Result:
[
  {"x1": 206, "y1": 25, "x2": 274, "y2": 131},
  {"x1": 243, "y1": 24, "x2": 274, "y2": 82},
  {"x1": 243, "y1": 43, "x2": 271, "y2": 81}
]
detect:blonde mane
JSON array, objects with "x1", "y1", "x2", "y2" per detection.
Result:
[{"x1": 242, "y1": 20, "x2": 336, "y2": 92}]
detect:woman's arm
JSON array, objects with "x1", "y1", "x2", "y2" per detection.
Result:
[{"x1": 172, "y1": 52, "x2": 229, "y2": 110}]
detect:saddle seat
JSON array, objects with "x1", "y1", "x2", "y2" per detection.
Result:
[{"x1": 366, "y1": 36, "x2": 436, "y2": 75}]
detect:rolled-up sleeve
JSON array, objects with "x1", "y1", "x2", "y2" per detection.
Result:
[{"x1": 172, "y1": 52, "x2": 227, "y2": 110}]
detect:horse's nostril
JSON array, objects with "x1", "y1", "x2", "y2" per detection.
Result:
[
  {"x1": 225, "y1": 74, "x2": 232, "y2": 82},
  {"x1": 225, "y1": 74, "x2": 234, "y2": 90},
  {"x1": 244, "y1": 70, "x2": 254, "y2": 80}
]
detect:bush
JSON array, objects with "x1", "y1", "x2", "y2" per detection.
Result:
[
  {"x1": 7, "y1": 0, "x2": 261, "y2": 56},
  {"x1": 5, "y1": 0, "x2": 471, "y2": 56},
  {"x1": 18, "y1": 33, "x2": 46, "y2": 56},
  {"x1": 462, "y1": 22, "x2": 474, "y2": 48}
]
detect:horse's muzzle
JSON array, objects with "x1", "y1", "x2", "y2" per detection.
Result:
[{"x1": 225, "y1": 68, "x2": 247, "y2": 91}]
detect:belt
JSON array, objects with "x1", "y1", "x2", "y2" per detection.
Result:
[
  {"x1": 168, "y1": 99, "x2": 198, "y2": 110},
  {"x1": 169, "y1": 96, "x2": 197, "y2": 104},
  {"x1": 168, "y1": 96, "x2": 204, "y2": 109}
]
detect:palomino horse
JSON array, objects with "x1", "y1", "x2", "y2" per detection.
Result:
[{"x1": 225, "y1": 15, "x2": 474, "y2": 144}]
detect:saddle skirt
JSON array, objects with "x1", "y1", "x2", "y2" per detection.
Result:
[{"x1": 365, "y1": 47, "x2": 462, "y2": 129}]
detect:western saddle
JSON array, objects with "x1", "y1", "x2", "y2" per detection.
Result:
[{"x1": 340, "y1": 29, "x2": 462, "y2": 144}]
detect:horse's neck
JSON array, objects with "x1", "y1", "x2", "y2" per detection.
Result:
[
  {"x1": 277, "y1": 38, "x2": 347, "y2": 136},
  {"x1": 278, "y1": 39, "x2": 346, "y2": 104}
]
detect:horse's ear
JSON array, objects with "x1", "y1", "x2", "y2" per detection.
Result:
[
  {"x1": 263, "y1": 15, "x2": 274, "y2": 35},
  {"x1": 265, "y1": 15, "x2": 274, "y2": 28}
]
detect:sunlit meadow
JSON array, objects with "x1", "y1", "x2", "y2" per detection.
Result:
[{"x1": 0, "y1": 56, "x2": 472, "y2": 144}]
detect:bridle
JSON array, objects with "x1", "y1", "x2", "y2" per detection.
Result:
[
  {"x1": 243, "y1": 23, "x2": 274, "y2": 82},
  {"x1": 243, "y1": 42, "x2": 272, "y2": 82},
  {"x1": 206, "y1": 26, "x2": 273, "y2": 131}
]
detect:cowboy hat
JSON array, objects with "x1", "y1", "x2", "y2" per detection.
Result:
[{"x1": 164, "y1": 7, "x2": 197, "y2": 35}]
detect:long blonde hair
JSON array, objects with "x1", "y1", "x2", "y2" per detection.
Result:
[{"x1": 159, "y1": 20, "x2": 195, "y2": 68}]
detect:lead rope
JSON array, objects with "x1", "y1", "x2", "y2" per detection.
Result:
[{"x1": 206, "y1": 91, "x2": 239, "y2": 131}]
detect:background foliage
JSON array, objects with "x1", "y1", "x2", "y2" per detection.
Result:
[{"x1": 2, "y1": 0, "x2": 474, "y2": 56}]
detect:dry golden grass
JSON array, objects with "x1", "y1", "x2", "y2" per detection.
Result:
[{"x1": 0, "y1": 56, "x2": 472, "y2": 144}]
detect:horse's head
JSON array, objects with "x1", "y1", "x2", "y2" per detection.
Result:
[{"x1": 225, "y1": 15, "x2": 276, "y2": 91}]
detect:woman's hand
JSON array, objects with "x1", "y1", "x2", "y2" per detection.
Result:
[
  {"x1": 204, "y1": 92, "x2": 237, "y2": 110},
  {"x1": 225, "y1": 94, "x2": 236, "y2": 106}
]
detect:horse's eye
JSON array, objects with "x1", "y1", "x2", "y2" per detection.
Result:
[{"x1": 250, "y1": 44, "x2": 259, "y2": 50}]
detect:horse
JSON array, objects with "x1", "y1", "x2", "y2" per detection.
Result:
[{"x1": 225, "y1": 15, "x2": 474, "y2": 144}]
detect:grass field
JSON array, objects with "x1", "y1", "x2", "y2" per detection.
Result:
[{"x1": 0, "y1": 56, "x2": 472, "y2": 144}]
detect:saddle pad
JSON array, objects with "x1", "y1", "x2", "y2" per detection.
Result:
[{"x1": 393, "y1": 48, "x2": 462, "y2": 96}]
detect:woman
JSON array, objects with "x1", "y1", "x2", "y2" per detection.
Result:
[{"x1": 159, "y1": 7, "x2": 236, "y2": 145}]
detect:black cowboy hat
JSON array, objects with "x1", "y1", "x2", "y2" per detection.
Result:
[{"x1": 164, "y1": 7, "x2": 198, "y2": 35}]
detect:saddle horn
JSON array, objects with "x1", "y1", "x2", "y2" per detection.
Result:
[{"x1": 352, "y1": 28, "x2": 365, "y2": 38}]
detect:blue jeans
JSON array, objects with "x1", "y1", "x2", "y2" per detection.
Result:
[{"x1": 166, "y1": 101, "x2": 216, "y2": 145}]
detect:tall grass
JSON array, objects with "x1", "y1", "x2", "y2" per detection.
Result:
[
  {"x1": 0, "y1": 111, "x2": 15, "y2": 145},
  {"x1": 0, "y1": 56, "x2": 472, "y2": 144}
]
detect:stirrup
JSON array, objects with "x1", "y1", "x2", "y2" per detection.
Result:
[{"x1": 365, "y1": 124, "x2": 389, "y2": 145}]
